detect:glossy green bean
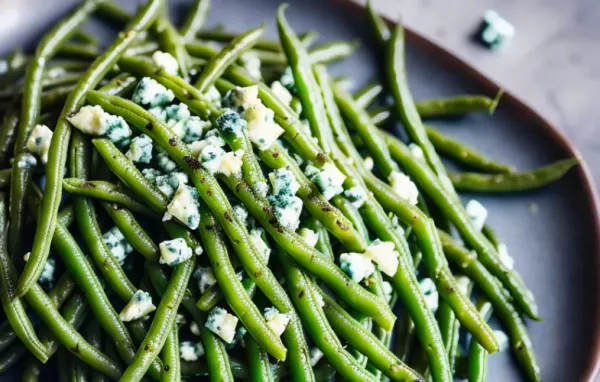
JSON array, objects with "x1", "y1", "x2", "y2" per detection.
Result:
[
  {"x1": 72, "y1": 28, "x2": 98, "y2": 46},
  {"x1": 320, "y1": 292, "x2": 422, "y2": 381},
  {"x1": 160, "y1": 326, "x2": 180, "y2": 382},
  {"x1": 196, "y1": 30, "x2": 318, "y2": 52},
  {"x1": 0, "y1": 169, "x2": 10, "y2": 190},
  {"x1": 155, "y1": 16, "x2": 190, "y2": 80},
  {"x1": 146, "y1": 265, "x2": 234, "y2": 382},
  {"x1": 101, "y1": 202, "x2": 160, "y2": 262},
  {"x1": 251, "y1": 40, "x2": 359, "y2": 67},
  {"x1": 366, "y1": 0, "x2": 390, "y2": 45},
  {"x1": 277, "y1": 8, "x2": 334, "y2": 154},
  {"x1": 0, "y1": 107, "x2": 19, "y2": 168},
  {"x1": 198, "y1": 207, "x2": 287, "y2": 361},
  {"x1": 180, "y1": 357, "x2": 247, "y2": 379},
  {"x1": 438, "y1": 230, "x2": 540, "y2": 381},
  {"x1": 195, "y1": 25, "x2": 264, "y2": 92},
  {"x1": 384, "y1": 132, "x2": 539, "y2": 319},
  {"x1": 16, "y1": 0, "x2": 162, "y2": 299},
  {"x1": 0, "y1": 192, "x2": 48, "y2": 362},
  {"x1": 96, "y1": 0, "x2": 131, "y2": 24},
  {"x1": 62, "y1": 178, "x2": 156, "y2": 216},
  {"x1": 83, "y1": 320, "x2": 106, "y2": 382},
  {"x1": 0, "y1": 48, "x2": 27, "y2": 88},
  {"x1": 8, "y1": 152, "x2": 36, "y2": 260},
  {"x1": 122, "y1": 258, "x2": 195, "y2": 381},
  {"x1": 180, "y1": 0, "x2": 211, "y2": 42},
  {"x1": 303, "y1": 217, "x2": 335, "y2": 260},
  {"x1": 246, "y1": 335, "x2": 275, "y2": 382},
  {"x1": 449, "y1": 158, "x2": 578, "y2": 192},
  {"x1": 56, "y1": 43, "x2": 98, "y2": 60},
  {"x1": 354, "y1": 81, "x2": 384, "y2": 109},
  {"x1": 276, "y1": 248, "x2": 378, "y2": 382},
  {"x1": 415, "y1": 91, "x2": 503, "y2": 119},
  {"x1": 0, "y1": 342, "x2": 26, "y2": 372},
  {"x1": 467, "y1": 298, "x2": 493, "y2": 382},
  {"x1": 481, "y1": 225, "x2": 500, "y2": 249}
]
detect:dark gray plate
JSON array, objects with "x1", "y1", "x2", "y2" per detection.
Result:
[{"x1": 2, "y1": 0, "x2": 599, "y2": 381}]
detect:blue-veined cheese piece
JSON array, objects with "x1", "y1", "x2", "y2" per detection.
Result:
[
  {"x1": 309, "y1": 347, "x2": 324, "y2": 366},
  {"x1": 188, "y1": 129, "x2": 226, "y2": 156},
  {"x1": 298, "y1": 227, "x2": 318, "y2": 247},
  {"x1": 225, "y1": 326, "x2": 247, "y2": 350},
  {"x1": 388, "y1": 171, "x2": 419, "y2": 206},
  {"x1": 120, "y1": 290, "x2": 156, "y2": 321},
  {"x1": 126, "y1": 134, "x2": 153, "y2": 164},
  {"x1": 268, "y1": 168, "x2": 300, "y2": 196},
  {"x1": 344, "y1": 186, "x2": 367, "y2": 209},
  {"x1": 408, "y1": 143, "x2": 425, "y2": 161},
  {"x1": 249, "y1": 227, "x2": 270, "y2": 262},
  {"x1": 263, "y1": 307, "x2": 290, "y2": 337},
  {"x1": 199, "y1": 145, "x2": 225, "y2": 174},
  {"x1": 103, "y1": 113, "x2": 132, "y2": 149},
  {"x1": 382, "y1": 281, "x2": 393, "y2": 303},
  {"x1": 419, "y1": 278, "x2": 439, "y2": 312},
  {"x1": 218, "y1": 150, "x2": 244, "y2": 177},
  {"x1": 466, "y1": 199, "x2": 487, "y2": 231},
  {"x1": 205, "y1": 307, "x2": 239, "y2": 343},
  {"x1": 240, "y1": 51, "x2": 261, "y2": 80},
  {"x1": 340, "y1": 252, "x2": 375, "y2": 283},
  {"x1": 165, "y1": 185, "x2": 200, "y2": 230},
  {"x1": 216, "y1": 110, "x2": 247, "y2": 139},
  {"x1": 132, "y1": 77, "x2": 175, "y2": 107},
  {"x1": 152, "y1": 51, "x2": 179, "y2": 75},
  {"x1": 497, "y1": 243, "x2": 514, "y2": 270},
  {"x1": 223, "y1": 85, "x2": 260, "y2": 113},
  {"x1": 102, "y1": 227, "x2": 134, "y2": 265},
  {"x1": 67, "y1": 105, "x2": 108, "y2": 135},
  {"x1": 179, "y1": 341, "x2": 204, "y2": 361},
  {"x1": 270, "y1": 80, "x2": 293, "y2": 106},
  {"x1": 494, "y1": 329, "x2": 510, "y2": 351},
  {"x1": 155, "y1": 151, "x2": 178, "y2": 172},
  {"x1": 279, "y1": 66, "x2": 295, "y2": 93},
  {"x1": 204, "y1": 86, "x2": 221, "y2": 107},
  {"x1": 17, "y1": 154, "x2": 37, "y2": 169},
  {"x1": 39, "y1": 257, "x2": 55, "y2": 286},
  {"x1": 26, "y1": 124, "x2": 53, "y2": 164},
  {"x1": 159, "y1": 238, "x2": 194, "y2": 266},
  {"x1": 165, "y1": 103, "x2": 191, "y2": 125},
  {"x1": 232, "y1": 204, "x2": 249, "y2": 226},
  {"x1": 148, "y1": 106, "x2": 167, "y2": 122},
  {"x1": 479, "y1": 10, "x2": 515, "y2": 51},
  {"x1": 143, "y1": 169, "x2": 188, "y2": 198},
  {"x1": 363, "y1": 240, "x2": 399, "y2": 277},
  {"x1": 254, "y1": 181, "x2": 269, "y2": 198},
  {"x1": 268, "y1": 194, "x2": 303, "y2": 231},
  {"x1": 194, "y1": 266, "x2": 216, "y2": 294},
  {"x1": 304, "y1": 162, "x2": 346, "y2": 200}
]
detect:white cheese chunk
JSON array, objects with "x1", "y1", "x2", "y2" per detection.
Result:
[
  {"x1": 17, "y1": 154, "x2": 37, "y2": 169},
  {"x1": 304, "y1": 162, "x2": 346, "y2": 200},
  {"x1": 240, "y1": 51, "x2": 261, "y2": 80},
  {"x1": 132, "y1": 77, "x2": 175, "y2": 107},
  {"x1": 339, "y1": 252, "x2": 375, "y2": 283},
  {"x1": 364, "y1": 156, "x2": 374, "y2": 171},
  {"x1": 270, "y1": 81, "x2": 293, "y2": 106},
  {"x1": 205, "y1": 307, "x2": 239, "y2": 344},
  {"x1": 388, "y1": 171, "x2": 419, "y2": 206},
  {"x1": 67, "y1": 105, "x2": 108, "y2": 136},
  {"x1": 179, "y1": 341, "x2": 204, "y2": 361},
  {"x1": 26, "y1": 124, "x2": 53, "y2": 164},
  {"x1": 120, "y1": 290, "x2": 156, "y2": 322},
  {"x1": 344, "y1": 186, "x2": 367, "y2": 209},
  {"x1": 363, "y1": 240, "x2": 400, "y2": 277},
  {"x1": 194, "y1": 266, "x2": 217, "y2": 294},
  {"x1": 419, "y1": 278, "x2": 439, "y2": 312},
  {"x1": 126, "y1": 134, "x2": 153, "y2": 163},
  {"x1": 455, "y1": 275, "x2": 471, "y2": 296},
  {"x1": 408, "y1": 143, "x2": 425, "y2": 161},
  {"x1": 497, "y1": 243, "x2": 514, "y2": 270},
  {"x1": 309, "y1": 347, "x2": 324, "y2": 366},
  {"x1": 190, "y1": 321, "x2": 201, "y2": 336},
  {"x1": 103, "y1": 227, "x2": 134, "y2": 265},
  {"x1": 382, "y1": 281, "x2": 393, "y2": 303},
  {"x1": 152, "y1": 51, "x2": 179, "y2": 75},
  {"x1": 272, "y1": 195, "x2": 303, "y2": 231},
  {"x1": 466, "y1": 199, "x2": 487, "y2": 231},
  {"x1": 218, "y1": 150, "x2": 244, "y2": 176},
  {"x1": 298, "y1": 228, "x2": 319, "y2": 247},
  {"x1": 269, "y1": 168, "x2": 300, "y2": 196},
  {"x1": 494, "y1": 329, "x2": 510, "y2": 351},
  {"x1": 166, "y1": 185, "x2": 200, "y2": 230},
  {"x1": 159, "y1": 238, "x2": 193, "y2": 267},
  {"x1": 263, "y1": 307, "x2": 290, "y2": 337},
  {"x1": 249, "y1": 228, "x2": 271, "y2": 262}
]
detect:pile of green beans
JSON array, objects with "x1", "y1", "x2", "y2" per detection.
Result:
[{"x1": 0, "y1": 0, "x2": 576, "y2": 380}]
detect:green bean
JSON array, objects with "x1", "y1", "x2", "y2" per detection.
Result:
[
  {"x1": 303, "y1": 217, "x2": 336, "y2": 260},
  {"x1": 368, "y1": 105, "x2": 392, "y2": 126},
  {"x1": 40, "y1": 84, "x2": 77, "y2": 110},
  {"x1": 180, "y1": 357, "x2": 247, "y2": 379},
  {"x1": 354, "y1": 81, "x2": 384, "y2": 109},
  {"x1": 250, "y1": 40, "x2": 359, "y2": 67},
  {"x1": 0, "y1": 106, "x2": 19, "y2": 168},
  {"x1": 122, "y1": 257, "x2": 195, "y2": 382},
  {"x1": 194, "y1": 25, "x2": 265, "y2": 92},
  {"x1": 72, "y1": 28, "x2": 98, "y2": 46},
  {"x1": 0, "y1": 169, "x2": 10, "y2": 190},
  {"x1": 467, "y1": 298, "x2": 493, "y2": 382},
  {"x1": 438, "y1": 230, "x2": 540, "y2": 381},
  {"x1": 0, "y1": 192, "x2": 48, "y2": 362},
  {"x1": 101, "y1": 202, "x2": 160, "y2": 262},
  {"x1": 83, "y1": 320, "x2": 106, "y2": 382},
  {"x1": 154, "y1": 16, "x2": 190, "y2": 80},
  {"x1": 318, "y1": 66, "x2": 452, "y2": 381},
  {"x1": 96, "y1": 0, "x2": 131, "y2": 24},
  {"x1": 180, "y1": 0, "x2": 211, "y2": 42},
  {"x1": 17, "y1": 0, "x2": 162, "y2": 299},
  {"x1": 277, "y1": 7, "x2": 335, "y2": 155},
  {"x1": 449, "y1": 158, "x2": 578, "y2": 192},
  {"x1": 160, "y1": 326, "x2": 180, "y2": 382},
  {"x1": 62, "y1": 178, "x2": 156, "y2": 216},
  {"x1": 196, "y1": 273, "x2": 256, "y2": 313},
  {"x1": 56, "y1": 43, "x2": 99, "y2": 60},
  {"x1": 0, "y1": 342, "x2": 26, "y2": 372},
  {"x1": 415, "y1": 91, "x2": 503, "y2": 119},
  {"x1": 8, "y1": 152, "x2": 36, "y2": 260},
  {"x1": 257, "y1": 142, "x2": 366, "y2": 252},
  {"x1": 276, "y1": 248, "x2": 378, "y2": 382},
  {"x1": 481, "y1": 225, "x2": 500, "y2": 249},
  {"x1": 196, "y1": 30, "x2": 317, "y2": 52},
  {"x1": 366, "y1": 0, "x2": 390, "y2": 45},
  {"x1": 92, "y1": 138, "x2": 168, "y2": 212},
  {"x1": 98, "y1": 73, "x2": 138, "y2": 96},
  {"x1": 246, "y1": 335, "x2": 275, "y2": 382},
  {"x1": 330, "y1": 195, "x2": 370, "y2": 245},
  {"x1": 125, "y1": 41, "x2": 160, "y2": 57},
  {"x1": 198, "y1": 207, "x2": 287, "y2": 361},
  {"x1": 384, "y1": 132, "x2": 540, "y2": 319},
  {"x1": 146, "y1": 265, "x2": 234, "y2": 382},
  {"x1": 0, "y1": 48, "x2": 27, "y2": 88},
  {"x1": 320, "y1": 292, "x2": 422, "y2": 382}
]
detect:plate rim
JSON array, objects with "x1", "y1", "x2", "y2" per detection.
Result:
[{"x1": 336, "y1": 0, "x2": 600, "y2": 380}]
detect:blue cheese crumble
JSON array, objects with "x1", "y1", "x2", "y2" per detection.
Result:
[
  {"x1": 267, "y1": 168, "x2": 304, "y2": 231},
  {"x1": 155, "y1": 151, "x2": 178, "y2": 173},
  {"x1": 269, "y1": 168, "x2": 300, "y2": 196},
  {"x1": 17, "y1": 154, "x2": 37, "y2": 169},
  {"x1": 279, "y1": 67, "x2": 295, "y2": 93},
  {"x1": 240, "y1": 51, "x2": 261, "y2": 80},
  {"x1": 165, "y1": 185, "x2": 200, "y2": 230},
  {"x1": 339, "y1": 252, "x2": 375, "y2": 283},
  {"x1": 388, "y1": 171, "x2": 419, "y2": 206},
  {"x1": 143, "y1": 169, "x2": 188, "y2": 198},
  {"x1": 298, "y1": 227, "x2": 319, "y2": 247},
  {"x1": 263, "y1": 307, "x2": 290, "y2": 336},
  {"x1": 363, "y1": 240, "x2": 400, "y2": 277},
  {"x1": 68, "y1": 105, "x2": 132, "y2": 148},
  {"x1": 159, "y1": 238, "x2": 194, "y2": 266},
  {"x1": 466, "y1": 199, "x2": 487, "y2": 231},
  {"x1": 194, "y1": 266, "x2": 216, "y2": 294},
  {"x1": 419, "y1": 278, "x2": 439, "y2": 312},
  {"x1": 152, "y1": 51, "x2": 179, "y2": 75},
  {"x1": 344, "y1": 186, "x2": 367, "y2": 209},
  {"x1": 102, "y1": 227, "x2": 134, "y2": 265},
  {"x1": 204, "y1": 86, "x2": 221, "y2": 107},
  {"x1": 304, "y1": 162, "x2": 346, "y2": 200},
  {"x1": 205, "y1": 307, "x2": 239, "y2": 343},
  {"x1": 232, "y1": 204, "x2": 249, "y2": 226},
  {"x1": 216, "y1": 110, "x2": 247, "y2": 139},
  {"x1": 309, "y1": 347, "x2": 324, "y2": 366},
  {"x1": 479, "y1": 10, "x2": 515, "y2": 51},
  {"x1": 249, "y1": 228, "x2": 270, "y2": 262},
  {"x1": 198, "y1": 145, "x2": 243, "y2": 177},
  {"x1": 120, "y1": 290, "x2": 156, "y2": 321},
  {"x1": 179, "y1": 341, "x2": 204, "y2": 361},
  {"x1": 190, "y1": 321, "x2": 201, "y2": 336},
  {"x1": 39, "y1": 257, "x2": 56, "y2": 286},
  {"x1": 26, "y1": 124, "x2": 52, "y2": 164},
  {"x1": 126, "y1": 134, "x2": 153, "y2": 163},
  {"x1": 132, "y1": 77, "x2": 175, "y2": 107}
]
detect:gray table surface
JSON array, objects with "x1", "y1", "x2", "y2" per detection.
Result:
[{"x1": 362, "y1": 0, "x2": 600, "y2": 187}]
